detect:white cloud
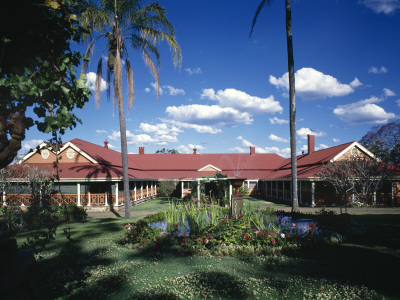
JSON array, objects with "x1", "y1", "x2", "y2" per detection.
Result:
[
  {"x1": 269, "y1": 67, "x2": 356, "y2": 100},
  {"x1": 383, "y1": 88, "x2": 396, "y2": 97},
  {"x1": 396, "y1": 99, "x2": 400, "y2": 107},
  {"x1": 139, "y1": 123, "x2": 182, "y2": 136},
  {"x1": 86, "y1": 72, "x2": 107, "y2": 92},
  {"x1": 333, "y1": 138, "x2": 340, "y2": 143},
  {"x1": 319, "y1": 144, "x2": 329, "y2": 149},
  {"x1": 185, "y1": 67, "x2": 203, "y2": 75},
  {"x1": 234, "y1": 136, "x2": 291, "y2": 157},
  {"x1": 177, "y1": 144, "x2": 206, "y2": 154},
  {"x1": 297, "y1": 127, "x2": 327, "y2": 139},
  {"x1": 148, "y1": 82, "x2": 184, "y2": 96},
  {"x1": 108, "y1": 130, "x2": 177, "y2": 146},
  {"x1": 360, "y1": 0, "x2": 400, "y2": 14},
  {"x1": 269, "y1": 134, "x2": 289, "y2": 143},
  {"x1": 201, "y1": 88, "x2": 283, "y2": 115},
  {"x1": 237, "y1": 136, "x2": 254, "y2": 147},
  {"x1": 164, "y1": 85, "x2": 185, "y2": 96},
  {"x1": 269, "y1": 117, "x2": 289, "y2": 125},
  {"x1": 166, "y1": 104, "x2": 253, "y2": 127},
  {"x1": 96, "y1": 129, "x2": 107, "y2": 135},
  {"x1": 368, "y1": 66, "x2": 388, "y2": 74},
  {"x1": 333, "y1": 96, "x2": 396, "y2": 125},
  {"x1": 20, "y1": 139, "x2": 43, "y2": 154},
  {"x1": 350, "y1": 77, "x2": 363, "y2": 88},
  {"x1": 163, "y1": 119, "x2": 221, "y2": 134}
]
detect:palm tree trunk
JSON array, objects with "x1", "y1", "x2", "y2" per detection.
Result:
[
  {"x1": 118, "y1": 96, "x2": 131, "y2": 218},
  {"x1": 114, "y1": 46, "x2": 131, "y2": 218},
  {"x1": 285, "y1": 0, "x2": 299, "y2": 212}
]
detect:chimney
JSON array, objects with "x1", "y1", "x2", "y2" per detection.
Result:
[
  {"x1": 104, "y1": 140, "x2": 109, "y2": 149},
  {"x1": 250, "y1": 146, "x2": 256, "y2": 155},
  {"x1": 139, "y1": 146, "x2": 144, "y2": 155},
  {"x1": 193, "y1": 148, "x2": 197, "y2": 155},
  {"x1": 308, "y1": 134, "x2": 315, "y2": 155}
]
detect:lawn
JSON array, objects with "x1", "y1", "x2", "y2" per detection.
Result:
[{"x1": 11, "y1": 198, "x2": 400, "y2": 299}]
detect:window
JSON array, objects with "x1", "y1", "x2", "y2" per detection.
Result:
[
  {"x1": 66, "y1": 148, "x2": 75, "y2": 159},
  {"x1": 41, "y1": 149, "x2": 49, "y2": 159}
]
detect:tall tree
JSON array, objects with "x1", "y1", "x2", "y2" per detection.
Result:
[
  {"x1": 80, "y1": 0, "x2": 182, "y2": 218},
  {"x1": 360, "y1": 119, "x2": 400, "y2": 165},
  {"x1": 0, "y1": 0, "x2": 90, "y2": 168},
  {"x1": 250, "y1": 0, "x2": 298, "y2": 212}
]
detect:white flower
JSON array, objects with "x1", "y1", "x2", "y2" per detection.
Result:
[{"x1": 280, "y1": 233, "x2": 285, "y2": 239}]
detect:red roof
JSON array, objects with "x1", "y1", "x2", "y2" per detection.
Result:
[{"x1": 16, "y1": 138, "x2": 390, "y2": 181}]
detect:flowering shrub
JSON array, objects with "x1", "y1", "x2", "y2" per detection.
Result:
[
  {"x1": 123, "y1": 221, "x2": 162, "y2": 248},
  {"x1": 123, "y1": 207, "x2": 352, "y2": 256}
]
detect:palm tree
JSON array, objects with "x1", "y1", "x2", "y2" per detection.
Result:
[
  {"x1": 250, "y1": 0, "x2": 299, "y2": 212},
  {"x1": 80, "y1": 0, "x2": 182, "y2": 218}
]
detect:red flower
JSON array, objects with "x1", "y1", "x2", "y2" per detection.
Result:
[
  {"x1": 271, "y1": 239, "x2": 276, "y2": 244},
  {"x1": 222, "y1": 220, "x2": 226, "y2": 223},
  {"x1": 246, "y1": 236, "x2": 251, "y2": 240},
  {"x1": 252, "y1": 228, "x2": 257, "y2": 231},
  {"x1": 242, "y1": 232, "x2": 247, "y2": 235},
  {"x1": 238, "y1": 215, "x2": 244, "y2": 219}
]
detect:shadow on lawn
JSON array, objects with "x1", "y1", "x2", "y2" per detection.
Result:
[
  {"x1": 32, "y1": 218, "x2": 127, "y2": 299},
  {"x1": 256, "y1": 213, "x2": 400, "y2": 299}
]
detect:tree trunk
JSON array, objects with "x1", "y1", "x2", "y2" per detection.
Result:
[
  {"x1": 115, "y1": 47, "x2": 131, "y2": 218},
  {"x1": 285, "y1": 0, "x2": 298, "y2": 212}
]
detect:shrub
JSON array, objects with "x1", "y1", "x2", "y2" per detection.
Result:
[
  {"x1": 1, "y1": 204, "x2": 23, "y2": 235},
  {"x1": 157, "y1": 180, "x2": 178, "y2": 197},
  {"x1": 58, "y1": 204, "x2": 87, "y2": 222}
]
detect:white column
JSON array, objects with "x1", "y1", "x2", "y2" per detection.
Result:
[
  {"x1": 373, "y1": 191, "x2": 376, "y2": 205},
  {"x1": 134, "y1": 182, "x2": 137, "y2": 201},
  {"x1": 88, "y1": 192, "x2": 91, "y2": 207},
  {"x1": 141, "y1": 182, "x2": 143, "y2": 199},
  {"x1": 77, "y1": 183, "x2": 81, "y2": 206},
  {"x1": 115, "y1": 182, "x2": 119, "y2": 206},
  {"x1": 181, "y1": 181, "x2": 184, "y2": 198},
  {"x1": 197, "y1": 179, "x2": 201, "y2": 201},
  {"x1": 105, "y1": 191, "x2": 108, "y2": 206},
  {"x1": 2, "y1": 188, "x2": 6, "y2": 206},
  {"x1": 311, "y1": 182, "x2": 315, "y2": 207},
  {"x1": 155, "y1": 182, "x2": 157, "y2": 195},
  {"x1": 229, "y1": 181, "x2": 232, "y2": 207},
  {"x1": 146, "y1": 181, "x2": 149, "y2": 197}
]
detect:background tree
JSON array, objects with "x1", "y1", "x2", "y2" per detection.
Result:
[
  {"x1": 317, "y1": 157, "x2": 390, "y2": 211},
  {"x1": 250, "y1": 0, "x2": 298, "y2": 212},
  {"x1": 80, "y1": 0, "x2": 181, "y2": 218},
  {"x1": 360, "y1": 119, "x2": 400, "y2": 165},
  {"x1": 0, "y1": 0, "x2": 90, "y2": 168},
  {"x1": 155, "y1": 148, "x2": 179, "y2": 154}
]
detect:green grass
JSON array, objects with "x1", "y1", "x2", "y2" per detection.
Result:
[{"x1": 11, "y1": 198, "x2": 400, "y2": 299}]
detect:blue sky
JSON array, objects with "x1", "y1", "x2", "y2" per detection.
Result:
[{"x1": 21, "y1": 0, "x2": 400, "y2": 157}]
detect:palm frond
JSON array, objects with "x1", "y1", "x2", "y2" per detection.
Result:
[
  {"x1": 127, "y1": 34, "x2": 160, "y2": 64},
  {"x1": 249, "y1": 0, "x2": 273, "y2": 38},
  {"x1": 125, "y1": 58, "x2": 134, "y2": 111},
  {"x1": 95, "y1": 58, "x2": 103, "y2": 107},
  {"x1": 142, "y1": 48, "x2": 160, "y2": 99},
  {"x1": 113, "y1": 48, "x2": 123, "y2": 108}
]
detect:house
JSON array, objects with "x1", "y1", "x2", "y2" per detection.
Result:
[{"x1": 3, "y1": 135, "x2": 399, "y2": 209}]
